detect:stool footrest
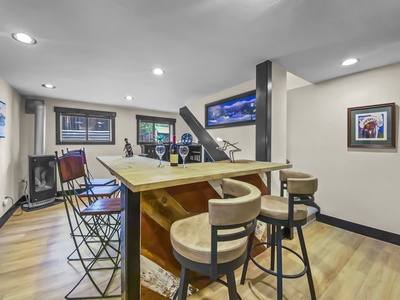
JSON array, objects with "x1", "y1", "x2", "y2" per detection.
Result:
[{"x1": 249, "y1": 242, "x2": 308, "y2": 279}]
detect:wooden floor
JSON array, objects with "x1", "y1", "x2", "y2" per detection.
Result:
[{"x1": 0, "y1": 203, "x2": 399, "y2": 300}]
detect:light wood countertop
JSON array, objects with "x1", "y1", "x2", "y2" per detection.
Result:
[{"x1": 97, "y1": 155, "x2": 292, "y2": 193}]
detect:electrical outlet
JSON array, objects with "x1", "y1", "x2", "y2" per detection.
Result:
[{"x1": 2, "y1": 198, "x2": 8, "y2": 207}]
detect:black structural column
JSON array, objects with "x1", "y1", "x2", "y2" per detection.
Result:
[
  {"x1": 120, "y1": 184, "x2": 141, "y2": 300},
  {"x1": 255, "y1": 60, "x2": 272, "y2": 190},
  {"x1": 255, "y1": 60, "x2": 272, "y2": 162}
]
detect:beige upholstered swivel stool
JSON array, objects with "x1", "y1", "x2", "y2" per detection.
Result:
[
  {"x1": 279, "y1": 170, "x2": 312, "y2": 196},
  {"x1": 279, "y1": 170, "x2": 320, "y2": 239},
  {"x1": 240, "y1": 176, "x2": 318, "y2": 300},
  {"x1": 170, "y1": 178, "x2": 261, "y2": 300}
]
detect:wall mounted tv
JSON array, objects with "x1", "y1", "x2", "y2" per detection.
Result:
[{"x1": 205, "y1": 90, "x2": 256, "y2": 129}]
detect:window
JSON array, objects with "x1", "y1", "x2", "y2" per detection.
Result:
[
  {"x1": 136, "y1": 115, "x2": 176, "y2": 144},
  {"x1": 55, "y1": 107, "x2": 116, "y2": 145}
]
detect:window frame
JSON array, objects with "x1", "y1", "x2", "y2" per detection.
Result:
[
  {"x1": 136, "y1": 114, "x2": 176, "y2": 145},
  {"x1": 54, "y1": 107, "x2": 116, "y2": 145}
]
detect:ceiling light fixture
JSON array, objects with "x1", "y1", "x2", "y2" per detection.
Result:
[
  {"x1": 341, "y1": 58, "x2": 359, "y2": 66},
  {"x1": 152, "y1": 68, "x2": 165, "y2": 75},
  {"x1": 11, "y1": 32, "x2": 37, "y2": 45},
  {"x1": 125, "y1": 96, "x2": 134, "y2": 101},
  {"x1": 42, "y1": 84, "x2": 56, "y2": 89}
]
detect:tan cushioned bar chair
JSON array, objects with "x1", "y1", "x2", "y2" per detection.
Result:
[
  {"x1": 279, "y1": 170, "x2": 320, "y2": 239},
  {"x1": 241, "y1": 175, "x2": 318, "y2": 300},
  {"x1": 170, "y1": 178, "x2": 261, "y2": 300},
  {"x1": 279, "y1": 170, "x2": 312, "y2": 196}
]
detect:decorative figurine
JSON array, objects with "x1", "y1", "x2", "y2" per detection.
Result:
[
  {"x1": 123, "y1": 138, "x2": 134, "y2": 157},
  {"x1": 216, "y1": 137, "x2": 242, "y2": 163},
  {"x1": 156, "y1": 134, "x2": 165, "y2": 143}
]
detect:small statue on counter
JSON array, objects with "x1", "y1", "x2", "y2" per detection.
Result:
[
  {"x1": 123, "y1": 138, "x2": 134, "y2": 157},
  {"x1": 216, "y1": 138, "x2": 242, "y2": 163}
]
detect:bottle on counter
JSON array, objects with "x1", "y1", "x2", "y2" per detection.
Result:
[{"x1": 170, "y1": 135, "x2": 178, "y2": 167}]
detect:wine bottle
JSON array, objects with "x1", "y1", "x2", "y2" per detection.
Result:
[{"x1": 170, "y1": 135, "x2": 178, "y2": 166}]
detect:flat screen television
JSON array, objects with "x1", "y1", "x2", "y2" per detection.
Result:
[{"x1": 205, "y1": 90, "x2": 256, "y2": 129}]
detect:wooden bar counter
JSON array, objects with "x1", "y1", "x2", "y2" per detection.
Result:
[{"x1": 97, "y1": 155, "x2": 291, "y2": 300}]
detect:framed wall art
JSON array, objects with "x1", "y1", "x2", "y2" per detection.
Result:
[
  {"x1": 205, "y1": 90, "x2": 256, "y2": 129},
  {"x1": 0, "y1": 101, "x2": 5, "y2": 138},
  {"x1": 347, "y1": 102, "x2": 396, "y2": 148}
]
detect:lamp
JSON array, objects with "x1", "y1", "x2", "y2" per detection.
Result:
[{"x1": 216, "y1": 137, "x2": 242, "y2": 163}]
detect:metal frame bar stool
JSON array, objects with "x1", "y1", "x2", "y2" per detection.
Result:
[
  {"x1": 56, "y1": 152, "x2": 121, "y2": 299},
  {"x1": 240, "y1": 176, "x2": 318, "y2": 300},
  {"x1": 64, "y1": 148, "x2": 117, "y2": 187}
]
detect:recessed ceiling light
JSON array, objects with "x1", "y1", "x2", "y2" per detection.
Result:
[
  {"x1": 152, "y1": 68, "x2": 165, "y2": 75},
  {"x1": 42, "y1": 84, "x2": 56, "y2": 89},
  {"x1": 125, "y1": 96, "x2": 134, "y2": 101},
  {"x1": 11, "y1": 32, "x2": 37, "y2": 45},
  {"x1": 341, "y1": 58, "x2": 359, "y2": 66}
]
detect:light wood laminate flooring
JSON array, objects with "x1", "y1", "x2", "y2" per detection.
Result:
[{"x1": 0, "y1": 203, "x2": 399, "y2": 300}]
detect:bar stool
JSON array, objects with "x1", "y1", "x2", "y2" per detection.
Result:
[
  {"x1": 64, "y1": 148, "x2": 117, "y2": 186},
  {"x1": 61, "y1": 149, "x2": 120, "y2": 199},
  {"x1": 170, "y1": 178, "x2": 261, "y2": 300},
  {"x1": 279, "y1": 170, "x2": 320, "y2": 239},
  {"x1": 56, "y1": 152, "x2": 121, "y2": 299},
  {"x1": 279, "y1": 170, "x2": 312, "y2": 196},
  {"x1": 240, "y1": 175, "x2": 318, "y2": 300}
]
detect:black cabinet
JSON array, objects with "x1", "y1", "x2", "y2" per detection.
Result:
[
  {"x1": 140, "y1": 144, "x2": 202, "y2": 164},
  {"x1": 182, "y1": 144, "x2": 202, "y2": 164}
]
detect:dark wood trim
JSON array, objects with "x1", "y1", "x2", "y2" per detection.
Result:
[
  {"x1": 179, "y1": 106, "x2": 230, "y2": 161},
  {"x1": 136, "y1": 114, "x2": 176, "y2": 145},
  {"x1": 317, "y1": 214, "x2": 400, "y2": 246},
  {"x1": 54, "y1": 106, "x2": 116, "y2": 117},
  {"x1": 55, "y1": 108, "x2": 116, "y2": 145},
  {"x1": 135, "y1": 114, "x2": 176, "y2": 124},
  {"x1": 0, "y1": 196, "x2": 26, "y2": 229}
]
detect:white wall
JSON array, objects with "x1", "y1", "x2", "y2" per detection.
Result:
[
  {"x1": 0, "y1": 77, "x2": 22, "y2": 218},
  {"x1": 270, "y1": 64, "x2": 287, "y2": 195},
  {"x1": 287, "y1": 62, "x2": 400, "y2": 234},
  {"x1": 20, "y1": 98, "x2": 192, "y2": 182}
]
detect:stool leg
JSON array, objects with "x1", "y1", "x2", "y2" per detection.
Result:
[
  {"x1": 270, "y1": 225, "x2": 276, "y2": 271},
  {"x1": 297, "y1": 226, "x2": 316, "y2": 300},
  {"x1": 177, "y1": 266, "x2": 190, "y2": 300},
  {"x1": 226, "y1": 269, "x2": 238, "y2": 300},
  {"x1": 276, "y1": 225, "x2": 283, "y2": 300},
  {"x1": 240, "y1": 231, "x2": 254, "y2": 284}
]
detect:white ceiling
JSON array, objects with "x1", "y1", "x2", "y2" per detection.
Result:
[{"x1": 1, "y1": 0, "x2": 400, "y2": 113}]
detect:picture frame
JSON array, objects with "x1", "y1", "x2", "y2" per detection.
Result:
[
  {"x1": 205, "y1": 90, "x2": 256, "y2": 129},
  {"x1": 0, "y1": 100, "x2": 5, "y2": 138},
  {"x1": 347, "y1": 102, "x2": 396, "y2": 148}
]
